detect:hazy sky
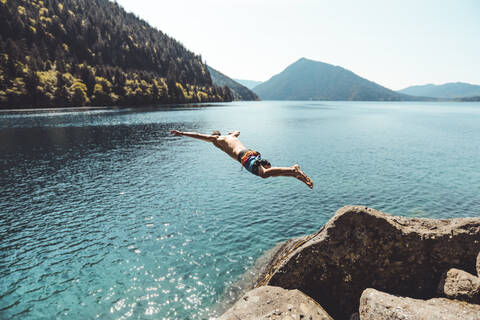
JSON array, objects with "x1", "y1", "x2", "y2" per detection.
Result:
[{"x1": 114, "y1": 0, "x2": 479, "y2": 90}]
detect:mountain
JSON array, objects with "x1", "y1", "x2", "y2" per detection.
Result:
[
  {"x1": 0, "y1": 0, "x2": 232, "y2": 109},
  {"x1": 398, "y1": 83, "x2": 480, "y2": 99},
  {"x1": 252, "y1": 58, "x2": 416, "y2": 101},
  {"x1": 233, "y1": 79, "x2": 263, "y2": 90},
  {"x1": 208, "y1": 66, "x2": 259, "y2": 101}
]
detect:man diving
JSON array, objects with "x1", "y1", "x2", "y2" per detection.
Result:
[{"x1": 170, "y1": 129, "x2": 314, "y2": 189}]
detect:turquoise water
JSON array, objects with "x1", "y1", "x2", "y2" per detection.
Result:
[{"x1": 1, "y1": 101, "x2": 479, "y2": 319}]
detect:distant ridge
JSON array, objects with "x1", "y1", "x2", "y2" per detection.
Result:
[
  {"x1": 233, "y1": 79, "x2": 263, "y2": 90},
  {"x1": 208, "y1": 66, "x2": 259, "y2": 101},
  {"x1": 458, "y1": 96, "x2": 480, "y2": 102},
  {"x1": 398, "y1": 82, "x2": 480, "y2": 99},
  {"x1": 252, "y1": 58, "x2": 420, "y2": 101}
]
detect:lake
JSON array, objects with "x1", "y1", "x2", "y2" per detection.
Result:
[{"x1": 1, "y1": 101, "x2": 479, "y2": 319}]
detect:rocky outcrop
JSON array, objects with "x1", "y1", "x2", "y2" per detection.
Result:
[
  {"x1": 359, "y1": 288, "x2": 480, "y2": 320},
  {"x1": 438, "y1": 268, "x2": 480, "y2": 303},
  {"x1": 218, "y1": 285, "x2": 332, "y2": 320},
  {"x1": 477, "y1": 251, "x2": 480, "y2": 276},
  {"x1": 256, "y1": 206, "x2": 480, "y2": 319}
]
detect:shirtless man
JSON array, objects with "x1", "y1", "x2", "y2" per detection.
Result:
[{"x1": 170, "y1": 129, "x2": 313, "y2": 189}]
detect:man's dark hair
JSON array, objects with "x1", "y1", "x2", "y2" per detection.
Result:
[{"x1": 211, "y1": 130, "x2": 221, "y2": 136}]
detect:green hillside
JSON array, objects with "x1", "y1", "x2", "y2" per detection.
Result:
[
  {"x1": 0, "y1": 0, "x2": 232, "y2": 109},
  {"x1": 253, "y1": 58, "x2": 417, "y2": 101}
]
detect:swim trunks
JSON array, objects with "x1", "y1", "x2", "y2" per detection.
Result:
[{"x1": 237, "y1": 149, "x2": 262, "y2": 175}]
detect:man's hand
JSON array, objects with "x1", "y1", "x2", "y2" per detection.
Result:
[{"x1": 170, "y1": 130, "x2": 182, "y2": 136}]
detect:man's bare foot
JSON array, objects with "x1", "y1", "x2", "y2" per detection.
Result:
[{"x1": 292, "y1": 165, "x2": 314, "y2": 189}]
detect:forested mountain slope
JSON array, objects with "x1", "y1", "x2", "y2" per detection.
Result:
[
  {"x1": 208, "y1": 66, "x2": 259, "y2": 101},
  {"x1": 0, "y1": 0, "x2": 232, "y2": 109}
]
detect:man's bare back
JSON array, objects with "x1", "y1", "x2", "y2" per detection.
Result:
[
  {"x1": 170, "y1": 129, "x2": 313, "y2": 189},
  {"x1": 212, "y1": 131, "x2": 247, "y2": 160}
]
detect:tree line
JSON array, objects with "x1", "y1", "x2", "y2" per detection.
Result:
[{"x1": 0, "y1": 0, "x2": 232, "y2": 109}]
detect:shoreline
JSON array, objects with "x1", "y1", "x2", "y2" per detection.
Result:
[
  {"x1": 0, "y1": 102, "x2": 234, "y2": 114},
  {"x1": 0, "y1": 106, "x2": 113, "y2": 114},
  {"x1": 1, "y1": 100, "x2": 478, "y2": 115}
]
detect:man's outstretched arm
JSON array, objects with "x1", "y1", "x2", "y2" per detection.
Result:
[{"x1": 170, "y1": 130, "x2": 217, "y2": 142}]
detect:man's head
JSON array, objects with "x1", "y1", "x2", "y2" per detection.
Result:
[
  {"x1": 259, "y1": 158, "x2": 271, "y2": 169},
  {"x1": 211, "y1": 130, "x2": 221, "y2": 136}
]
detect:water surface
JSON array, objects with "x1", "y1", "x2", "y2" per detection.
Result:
[{"x1": 1, "y1": 101, "x2": 479, "y2": 319}]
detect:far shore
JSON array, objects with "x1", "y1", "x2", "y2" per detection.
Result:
[
  {"x1": 0, "y1": 106, "x2": 113, "y2": 114},
  {"x1": 1, "y1": 100, "x2": 478, "y2": 115},
  {"x1": 0, "y1": 102, "x2": 232, "y2": 114}
]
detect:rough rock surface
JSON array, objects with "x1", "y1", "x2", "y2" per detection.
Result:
[
  {"x1": 218, "y1": 285, "x2": 332, "y2": 320},
  {"x1": 257, "y1": 206, "x2": 480, "y2": 319},
  {"x1": 349, "y1": 313, "x2": 360, "y2": 320},
  {"x1": 359, "y1": 288, "x2": 480, "y2": 320},
  {"x1": 477, "y1": 251, "x2": 480, "y2": 276},
  {"x1": 438, "y1": 268, "x2": 480, "y2": 303}
]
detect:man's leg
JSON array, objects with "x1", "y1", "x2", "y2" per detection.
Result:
[{"x1": 258, "y1": 165, "x2": 313, "y2": 189}]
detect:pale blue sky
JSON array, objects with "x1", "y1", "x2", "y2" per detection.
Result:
[{"x1": 114, "y1": 0, "x2": 480, "y2": 90}]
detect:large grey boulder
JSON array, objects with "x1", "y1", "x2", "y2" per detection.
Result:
[
  {"x1": 359, "y1": 288, "x2": 480, "y2": 320},
  {"x1": 438, "y1": 268, "x2": 480, "y2": 303},
  {"x1": 257, "y1": 206, "x2": 480, "y2": 319},
  {"x1": 218, "y1": 285, "x2": 332, "y2": 320}
]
